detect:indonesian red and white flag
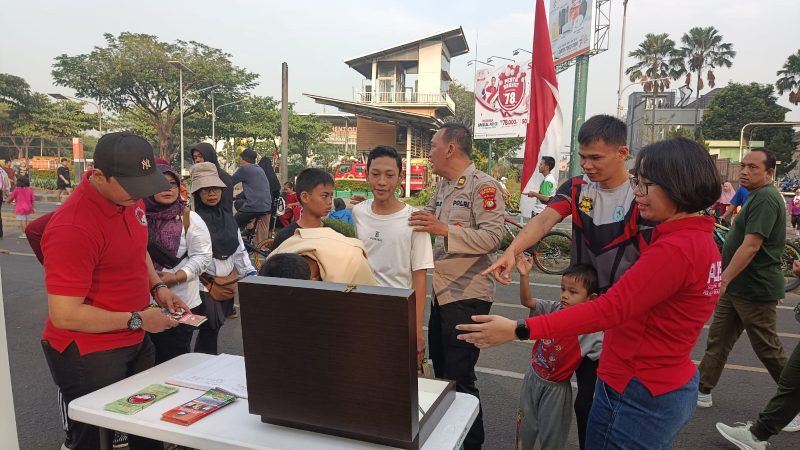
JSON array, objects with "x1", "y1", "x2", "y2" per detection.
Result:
[{"x1": 519, "y1": 0, "x2": 562, "y2": 217}]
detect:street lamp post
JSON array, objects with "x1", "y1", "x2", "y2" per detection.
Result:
[
  {"x1": 48, "y1": 93, "x2": 102, "y2": 134},
  {"x1": 168, "y1": 60, "x2": 194, "y2": 176},
  {"x1": 213, "y1": 99, "x2": 248, "y2": 143},
  {"x1": 186, "y1": 84, "x2": 220, "y2": 147},
  {"x1": 486, "y1": 55, "x2": 515, "y2": 64},
  {"x1": 616, "y1": 0, "x2": 630, "y2": 119},
  {"x1": 512, "y1": 48, "x2": 532, "y2": 56}
]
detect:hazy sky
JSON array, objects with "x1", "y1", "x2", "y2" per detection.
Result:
[{"x1": 2, "y1": 0, "x2": 798, "y2": 138}]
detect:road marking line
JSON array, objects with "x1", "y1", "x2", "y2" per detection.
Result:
[
  {"x1": 7, "y1": 252, "x2": 35, "y2": 257},
  {"x1": 474, "y1": 361, "x2": 769, "y2": 382}
]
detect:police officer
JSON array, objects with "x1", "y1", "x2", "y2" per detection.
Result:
[{"x1": 409, "y1": 123, "x2": 505, "y2": 450}]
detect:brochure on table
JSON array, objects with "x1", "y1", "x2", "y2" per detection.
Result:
[{"x1": 166, "y1": 353, "x2": 247, "y2": 398}]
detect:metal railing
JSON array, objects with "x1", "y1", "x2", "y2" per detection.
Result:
[{"x1": 354, "y1": 91, "x2": 455, "y2": 111}]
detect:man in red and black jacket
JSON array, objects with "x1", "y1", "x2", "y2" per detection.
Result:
[{"x1": 485, "y1": 114, "x2": 653, "y2": 450}]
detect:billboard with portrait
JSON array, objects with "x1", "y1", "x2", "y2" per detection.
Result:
[
  {"x1": 473, "y1": 60, "x2": 532, "y2": 139},
  {"x1": 549, "y1": 0, "x2": 593, "y2": 64}
]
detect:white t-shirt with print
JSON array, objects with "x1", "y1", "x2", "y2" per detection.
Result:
[{"x1": 352, "y1": 199, "x2": 435, "y2": 289}]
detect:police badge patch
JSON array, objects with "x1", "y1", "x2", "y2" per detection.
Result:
[
  {"x1": 578, "y1": 196, "x2": 593, "y2": 214},
  {"x1": 479, "y1": 186, "x2": 497, "y2": 210}
]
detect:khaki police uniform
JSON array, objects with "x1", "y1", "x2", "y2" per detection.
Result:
[
  {"x1": 424, "y1": 162, "x2": 505, "y2": 449},
  {"x1": 424, "y1": 163, "x2": 506, "y2": 305}
]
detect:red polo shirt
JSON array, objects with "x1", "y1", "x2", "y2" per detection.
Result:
[
  {"x1": 42, "y1": 171, "x2": 151, "y2": 355},
  {"x1": 527, "y1": 216, "x2": 721, "y2": 396}
]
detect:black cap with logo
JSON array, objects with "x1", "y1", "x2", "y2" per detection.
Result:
[{"x1": 93, "y1": 132, "x2": 171, "y2": 199}]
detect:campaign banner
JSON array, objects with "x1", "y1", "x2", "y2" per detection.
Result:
[
  {"x1": 474, "y1": 60, "x2": 532, "y2": 139},
  {"x1": 549, "y1": 0, "x2": 593, "y2": 64}
]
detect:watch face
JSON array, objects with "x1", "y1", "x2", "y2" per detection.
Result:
[
  {"x1": 129, "y1": 313, "x2": 143, "y2": 330},
  {"x1": 515, "y1": 320, "x2": 529, "y2": 340}
]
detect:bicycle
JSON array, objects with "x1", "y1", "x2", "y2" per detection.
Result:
[
  {"x1": 711, "y1": 218, "x2": 800, "y2": 292},
  {"x1": 503, "y1": 217, "x2": 572, "y2": 275},
  {"x1": 241, "y1": 196, "x2": 286, "y2": 271}
]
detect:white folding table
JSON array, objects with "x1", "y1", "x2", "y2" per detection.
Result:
[{"x1": 69, "y1": 353, "x2": 478, "y2": 450}]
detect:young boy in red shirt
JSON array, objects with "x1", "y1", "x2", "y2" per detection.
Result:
[{"x1": 515, "y1": 259, "x2": 602, "y2": 450}]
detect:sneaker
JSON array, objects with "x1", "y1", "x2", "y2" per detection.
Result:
[
  {"x1": 18, "y1": 234, "x2": 26, "y2": 239},
  {"x1": 112, "y1": 431, "x2": 129, "y2": 448},
  {"x1": 782, "y1": 413, "x2": 800, "y2": 432},
  {"x1": 697, "y1": 391, "x2": 713, "y2": 408},
  {"x1": 715, "y1": 422, "x2": 767, "y2": 450}
]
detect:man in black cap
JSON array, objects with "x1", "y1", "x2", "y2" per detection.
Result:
[
  {"x1": 231, "y1": 148, "x2": 271, "y2": 235},
  {"x1": 40, "y1": 132, "x2": 190, "y2": 450}
]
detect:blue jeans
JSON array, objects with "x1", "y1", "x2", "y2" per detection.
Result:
[{"x1": 586, "y1": 372, "x2": 699, "y2": 450}]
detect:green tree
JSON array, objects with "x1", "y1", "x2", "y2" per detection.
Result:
[
  {"x1": 701, "y1": 82, "x2": 795, "y2": 174},
  {"x1": 288, "y1": 114, "x2": 333, "y2": 168},
  {"x1": 446, "y1": 81, "x2": 474, "y2": 130},
  {"x1": 38, "y1": 98, "x2": 98, "y2": 140},
  {"x1": 626, "y1": 33, "x2": 685, "y2": 144},
  {"x1": 472, "y1": 138, "x2": 523, "y2": 175},
  {"x1": 776, "y1": 49, "x2": 800, "y2": 105},
  {"x1": 679, "y1": 26, "x2": 736, "y2": 135},
  {"x1": 0, "y1": 74, "x2": 42, "y2": 158},
  {"x1": 51, "y1": 32, "x2": 258, "y2": 158}
]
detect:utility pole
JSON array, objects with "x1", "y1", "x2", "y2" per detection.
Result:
[
  {"x1": 616, "y1": 0, "x2": 630, "y2": 119},
  {"x1": 280, "y1": 62, "x2": 289, "y2": 184},
  {"x1": 568, "y1": 55, "x2": 589, "y2": 177}
]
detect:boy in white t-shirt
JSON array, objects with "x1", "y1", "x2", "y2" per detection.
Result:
[{"x1": 352, "y1": 146, "x2": 434, "y2": 365}]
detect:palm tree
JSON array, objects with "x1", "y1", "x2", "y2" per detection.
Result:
[
  {"x1": 680, "y1": 26, "x2": 736, "y2": 136},
  {"x1": 625, "y1": 33, "x2": 685, "y2": 144},
  {"x1": 776, "y1": 49, "x2": 800, "y2": 105}
]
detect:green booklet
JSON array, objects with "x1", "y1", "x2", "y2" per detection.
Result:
[{"x1": 104, "y1": 384, "x2": 179, "y2": 415}]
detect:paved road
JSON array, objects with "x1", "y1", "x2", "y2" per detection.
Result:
[{"x1": 2, "y1": 230, "x2": 800, "y2": 449}]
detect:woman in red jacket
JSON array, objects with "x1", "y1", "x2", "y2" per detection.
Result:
[{"x1": 457, "y1": 137, "x2": 723, "y2": 449}]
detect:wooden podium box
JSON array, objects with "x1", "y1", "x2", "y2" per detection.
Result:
[{"x1": 238, "y1": 277, "x2": 455, "y2": 449}]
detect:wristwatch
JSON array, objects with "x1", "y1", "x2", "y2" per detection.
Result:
[
  {"x1": 127, "y1": 312, "x2": 143, "y2": 331},
  {"x1": 515, "y1": 319, "x2": 530, "y2": 340}
]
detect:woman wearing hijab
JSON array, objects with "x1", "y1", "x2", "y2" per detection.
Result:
[
  {"x1": 715, "y1": 182, "x2": 735, "y2": 218},
  {"x1": 258, "y1": 156, "x2": 282, "y2": 232},
  {"x1": 146, "y1": 163, "x2": 213, "y2": 363},
  {"x1": 190, "y1": 162, "x2": 257, "y2": 354},
  {"x1": 190, "y1": 142, "x2": 234, "y2": 211}
]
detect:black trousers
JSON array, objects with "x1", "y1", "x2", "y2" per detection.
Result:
[
  {"x1": 429, "y1": 297, "x2": 492, "y2": 450},
  {"x1": 574, "y1": 356, "x2": 599, "y2": 450},
  {"x1": 234, "y1": 210, "x2": 265, "y2": 229},
  {"x1": 42, "y1": 337, "x2": 162, "y2": 450},
  {"x1": 193, "y1": 292, "x2": 222, "y2": 355}
]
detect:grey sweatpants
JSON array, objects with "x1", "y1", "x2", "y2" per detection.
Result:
[{"x1": 516, "y1": 366, "x2": 573, "y2": 450}]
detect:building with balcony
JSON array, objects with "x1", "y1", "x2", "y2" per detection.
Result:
[{"x1": 305, "y1": 28, "x2": 468, "y2": 165}]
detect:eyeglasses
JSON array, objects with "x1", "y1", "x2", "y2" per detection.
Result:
[
  {"x1": 200, "y1": 187, "x2": 223, "y2": 194},
  {"x1": 629, "y1": 177, "x2": 657, "y2": 195}
]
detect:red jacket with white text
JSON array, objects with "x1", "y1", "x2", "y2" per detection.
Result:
[{"x1": 526, "y1": 215, "x2": 721, "y2": 396}]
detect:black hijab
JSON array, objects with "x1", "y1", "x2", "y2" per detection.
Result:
[
  {"x1": 193, "y1": 190, "x2": 240, "y2": 260},
  {"x1": 258, "y1": 157, "x2": 281, "y2": 198},
  {"x1": 190, "y1": 143, "x2": 234, "y2": 212}
]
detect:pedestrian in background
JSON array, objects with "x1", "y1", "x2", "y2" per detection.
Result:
[
  {"x1": 789, "y1": 189, "x2": 800, "y2": 237},
  {"x1": 697, "y1": 149, "x2": 796, "y2": 435},
  {"x1": 7, "y1": 176, "x2": 34, "y2": 239}
]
